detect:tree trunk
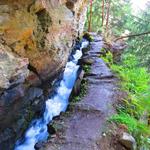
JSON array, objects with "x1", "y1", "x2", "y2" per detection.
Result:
[
  {"x1": 102, "y1": 0, "x2": 105, "y2": 27},
  {"x1": 88, "y1": 0, "x2": 93, "y2": 32},
  {"x1": 105, "y1": 0, "x2": 111, "y2": 32}
]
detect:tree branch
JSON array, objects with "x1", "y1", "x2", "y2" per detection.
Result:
[
  {"x1": 106, "y1": 0, "x2": 111, "y2": 32},
  {"x1": 114, "y1": 31, "x2": 150, "y2": 42}
]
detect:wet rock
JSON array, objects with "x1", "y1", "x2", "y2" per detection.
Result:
[
  {"x1": 25, "y1": 71, "x2": 42, "y2": 86},
  {"x1": 74, "y1": 41, "x2": 81, "y2": 51},
  {"x1": 83, "y1": 32, "x2": 94, "y2": 42},
  {"x1": 35, "y1": 142, "x2": 45, "y2": 150},
  {"x1": 119, "y1": 132, "x2": 136, "y2": 150},
  {"x1": 0, "y1": 128, "x2": 14, "y2": 144},
  {"x1": 82, "y1": 46, "x2": 90, "y2": 55},
  {"x1": 12, "y1": 117, "x2": 26, "y2": 133},
  {"x1": 73, "y1": 69, "x2": 85, "y2": 95},
  {"x1": 47, "y1": 124, "x2": 56, "y2": 135},
  {"x1": 0, "y1": 128, "x2": 16, "y2": 150},
  {"x1": 25, "y1": 87, "x2": 43, "y2": 102},
  {"x1": 79, "y1": 56, "x2": 94, "y2": 65},
  {"x1": 31, "y1": 97, "x2": 45, "y2": 114},
  {"x1": 0, "y1": 84, "x2": 26, "y2": 107}
]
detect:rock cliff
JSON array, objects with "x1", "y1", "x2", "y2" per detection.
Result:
[{"x1": 0, "y1": 0, "x2": 88, "y2": 149}]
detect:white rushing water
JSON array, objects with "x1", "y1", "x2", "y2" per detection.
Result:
[{"x1": 15, "y1": 40, "x2": 89, "y2": 150}]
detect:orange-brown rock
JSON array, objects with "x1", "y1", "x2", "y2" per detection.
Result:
[
  {"x1": 0, "y1": 0, "x2": 88, "y2": 84},
  {"x1": 0, "y1": 0, "x2": 88, "y2": 149}
]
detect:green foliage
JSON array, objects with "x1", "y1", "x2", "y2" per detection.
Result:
[
  {"x1": 85, "y1": 0, "x2": 103, "y2": 32},
  {"x1": 85, "y1": 0, "x2": 150, "y2": 68},
  {"x1": 110, "y1": 54, "x2": 150, "y2": 149},
  {"x1": 110, "y1": 112, "x2": 150, "y2": 148},
  {"x1": 83, "y1": 64, "x2": 91, "y2": 73},
  {"x1": 87, "y1": 0, "x2": 150, "y2": 147},
  {"x1": 109, "y1": 0, "x2": 132, "y2": 36},
  {"x1": 71, "y1": 79, "x2": 88, "y2": 103},
  {"x1": 85, "y1": 0, "x2": 132, "y2": 35},
  {"x1": 111, "y1": 55, "x2": 149, "y2": 94},
  {"x1": 83, "y1": 32, "x2": 94, "y2": 42},
  {"x1": 110, "y1": 112, "x2": 141, "y2": 133},
  {"x1": 101, "y1": 50, "x2": 113, "y2": 66},
  {"x1": 125, "y1": 4, "x2": 150, "y2": 69}
]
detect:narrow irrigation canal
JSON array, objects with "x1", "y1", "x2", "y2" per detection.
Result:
[
  {"x1": 36, "y1": 34, "x2": 122, "y2": 150},
  {"x1": 15, "y1": 34, "x2": 122, "y2": 150},
  {"x1": 15, "y1": 40, "x2": 89, "y2": 150}
]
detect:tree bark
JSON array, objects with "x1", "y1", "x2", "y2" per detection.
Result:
[
  {"x1": 102, "y1": 0, "x2": 105, "y2": 27},
  {"x1": 88, "y1": 0, "x2": 93, "y2": 32},
  {"x1": 114, "y1": 31, "x2": 150, "y2": 42},
  {"x1": 106, "y1": 0, "x2": 111, "y2": 32}
]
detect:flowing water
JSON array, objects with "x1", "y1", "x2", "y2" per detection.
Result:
[{"x1": 14, "y1": 40, "x2": 89, "y2": 150}]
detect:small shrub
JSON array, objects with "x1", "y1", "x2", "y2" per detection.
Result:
[
  {"x1": 101, "y1": 50, "x2": 113, "y2": 66},
  {"x1": 83, "y1": 64, "x2": 91, "y2": 73}
]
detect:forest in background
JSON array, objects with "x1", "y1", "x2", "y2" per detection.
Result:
[
  {"x1": 85, "y1": 0, "x2": 150, "y2": 149},
  {"x1": 85, "y1": 0, "x2": 150, "y2": 69}
]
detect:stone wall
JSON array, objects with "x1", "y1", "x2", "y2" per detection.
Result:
[{"x1": 0, "y1": 0, "x2": 88, "y2": 149}]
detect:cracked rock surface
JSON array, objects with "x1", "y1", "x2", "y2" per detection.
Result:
[{"x1": 0, "y1": 0, "x2": 88, "y2": 149}]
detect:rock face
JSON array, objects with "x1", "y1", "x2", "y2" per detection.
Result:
[{"x1": 0, "y1": 0, "x2": 88, "y2": 149}]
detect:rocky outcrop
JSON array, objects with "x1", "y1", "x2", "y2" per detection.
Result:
[
  {"x1": 119, "y1": 132, "x2": 136, "y2": 150},
  {"x1": 0, "y1": 0, "x2": 88, "y2": 149}
]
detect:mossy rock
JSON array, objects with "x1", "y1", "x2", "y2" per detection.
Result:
[{"x1": 83, "y1": 32, "x2": 94, "y2": 42}]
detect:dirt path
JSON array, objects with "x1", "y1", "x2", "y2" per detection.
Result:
[{"x1": 39, "y1": 34, "x2": 123, "y2": 150}]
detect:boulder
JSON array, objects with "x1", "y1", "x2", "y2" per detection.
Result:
[
  {"x1": 47, "y1": 124, "x2": 56, "y2": 135},
  {"x1": 73, "y1": 69, "x2": 85, "y2": 95},
  {"x1": 79, "y1": 56, "x2": 94, "y2": 65},
  {"x1": 34, "y1": 142, "x2": 45, "y2": 150},
  {"x1": 119, "y1": 132, "x2": 136, "y2": 150}
]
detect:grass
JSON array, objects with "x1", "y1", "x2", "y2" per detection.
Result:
[
  {"x1": 102, "y1": 51, "x2": 150, "y2": 149},
  {"x1": 101, "y1": 50, "x2": 113, "y2": 66}
]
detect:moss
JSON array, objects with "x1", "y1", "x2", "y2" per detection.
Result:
[
  {"x1": 36, "y1": 9, "x2": 51, "y2": 32},
  {"x1": 83, "y1": 64, "x2": 91, "y2": 73},
  {"x1": 101, "y1": 51, "x2": 113, "y2": 66},
  {"x1": 36, "y1": 9, "x2": 52, "y2": 49},
  {"x1": 83, "y1": 32, "x2": 94, "y2": 42},
  {"x1": 71, "y1": 79, "x2": 88, "y2": 103}
]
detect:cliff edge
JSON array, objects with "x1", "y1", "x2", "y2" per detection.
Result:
[{"x1": 0, "y1": 0, "x2": 88, "y2": 149}]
